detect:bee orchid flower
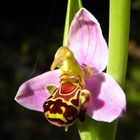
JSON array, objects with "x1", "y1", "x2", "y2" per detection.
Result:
[{"x1": 15, "y1": 8, "x2": 126, "y2": 129}]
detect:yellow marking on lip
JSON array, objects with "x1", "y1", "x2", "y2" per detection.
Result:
[
  {"x1": 60, "y1": 106, "x2": 65, "y2": 113},
  {"x1": 45, "y1": 111, "x2": 67, "y2": 123},
  {"x1": 50, "y1": 104, "x2": 54, "y2": 109},
  {"x1": 47, "y1": 96, "x2": 79, "y2": 108}
]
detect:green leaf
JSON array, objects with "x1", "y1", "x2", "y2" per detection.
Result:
[{"x1": 63, "y1": 0, "x2": 82, "y2": 46}]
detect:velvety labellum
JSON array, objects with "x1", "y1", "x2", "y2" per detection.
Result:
[{"x1": 43, "y1": 75, "x2": 90, "y2": 127}]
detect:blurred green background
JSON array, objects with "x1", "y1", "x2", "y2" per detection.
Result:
[{"x1": 0, "y1": 0, "x2": 140, "y2": 140}]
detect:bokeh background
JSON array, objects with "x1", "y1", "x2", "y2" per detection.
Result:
[{"x1": 0, "y1": 0, "x2": 140, "y2": 140}]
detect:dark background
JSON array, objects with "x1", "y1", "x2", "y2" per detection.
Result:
[{"x1": 0, "y1": 0, "x2": 140, "y2": 140}]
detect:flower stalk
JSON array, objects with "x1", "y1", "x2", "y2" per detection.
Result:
[
  {"x1": 105, "y1": 0, "x2": 131, "y2": 140},
  {"x1": 107, "y1": 0, "x2": 131, "y2": 87},
  {"x1": 63, "y1": 0, "x2": 82, "y2": 46}
]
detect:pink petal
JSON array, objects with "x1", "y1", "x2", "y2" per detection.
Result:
[
  {"x1": 15, "y1": 69, "x2": 60, "y2": 112},
  {"x1": 68, "y1": 8, "x2": 108, "y2": 73},
  {"x1": 85, "y1": 73, "x2": 126, "y2": 122}
]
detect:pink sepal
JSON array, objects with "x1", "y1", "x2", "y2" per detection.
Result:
[
  {"x1": 15, "y1": 70, "x2": 60, "y2": 112},
  {"x1": 86, "y1": 73, "x2": 126, "y2": 122}
]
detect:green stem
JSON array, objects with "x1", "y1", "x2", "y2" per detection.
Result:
[
  {"x1": 78, "y1": 117, "x2": 98, "y2": 140},
  {"x1": 78, "y1": 116, "x2": 118, "y2": 140},
  {"x1": 107, "y1": 0, "x2": 131, "y2": 87},
  {"x1": 63, "y1": 0, "x2": 82, "y2": 46},
  {"x1": 105, "y1": 0, "x2": 130, "y2": 140}
]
